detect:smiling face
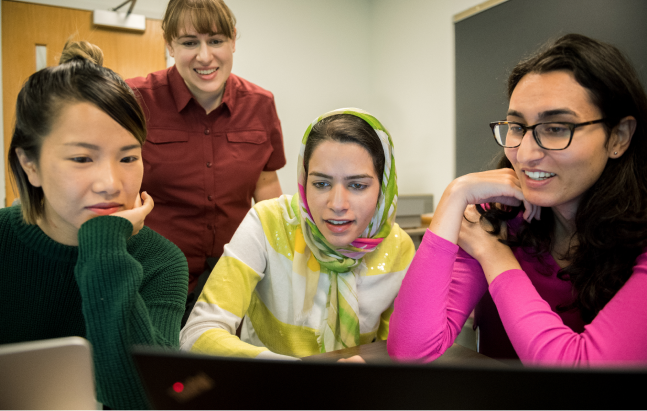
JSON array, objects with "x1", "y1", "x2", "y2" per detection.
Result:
[
  {"x1": 504, "y1": 70, "x2": 617, "y2": 218},
  {"x1": 167, "y1": 18, "x2": 235, "y2": 112},
  {"x1": 305, "y1": 140, "x2": 381, "y2": 247},
  {"x1": 18, "y1": 102, "x2": 143, "y2": 245}
]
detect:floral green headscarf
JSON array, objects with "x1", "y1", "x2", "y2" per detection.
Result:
[{"x1": 291, "y1": 108, "x2": 398, "y2": 352}]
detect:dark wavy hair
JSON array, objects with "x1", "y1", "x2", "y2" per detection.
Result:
[
  {"x1": 479, "y1": 34, "x2": 647, "y2": 324},
  {"x1": 8, "y1": 40, "x2": 146, "y2": 224}
]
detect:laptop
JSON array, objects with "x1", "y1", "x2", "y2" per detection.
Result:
[
  {"x1": 133, "y1": 347, "x2": 647, "y2": 409},
  {"x1": 0, "y1": 336, "x2": 96, "y2": 410}
]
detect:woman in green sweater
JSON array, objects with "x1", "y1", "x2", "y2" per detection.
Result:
[{"x1": 0, "y1": 41, "x2": 189, "y2": 409}]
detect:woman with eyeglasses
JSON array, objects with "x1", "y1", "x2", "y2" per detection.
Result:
[{"x1": 388, "y1": 33, "x2": 647, "y2": 365}]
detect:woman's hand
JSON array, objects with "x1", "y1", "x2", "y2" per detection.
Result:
[
  {"x1": 457, "y1": 205, "x2": 522, "y2": 284},
  {"x1": 457, "y1": 205, "x2": 503, "y2": 257},
  {"x1": 451, "y1": 169, "x2": 538, "y2": 218},
  {"x1": 337, "y1": 355, "x2": 365, "y2": 364},
  {"x1": 429, "y1": 169, "x2": 539, "y2": 245},
  {"x1": 111, "y1": 191, "x2": 154, "y2": 237}
]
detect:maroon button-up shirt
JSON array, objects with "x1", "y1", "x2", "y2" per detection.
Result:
[{"x1": 127, "y1": 67, "x2": 286, "y2": 291}]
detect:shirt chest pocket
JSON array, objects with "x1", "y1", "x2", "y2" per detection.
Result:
[
  {"x1": 225, "y1": 130, "x2": 270, "y2": 160},
  {"x1": 226, "y1": 130, "x2": 268, "y2": 144},
  {"x1": 144, "y1": 129, "x2": 189, "y2": 162}
]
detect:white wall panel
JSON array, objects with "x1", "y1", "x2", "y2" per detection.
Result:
[{"x1": 3, "y1": 0, "x2": 483, "y2": 207}]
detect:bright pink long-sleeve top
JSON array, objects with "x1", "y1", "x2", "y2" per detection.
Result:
[{"x1": 388, "y1": 228, "x2": 647, "y2": 366}]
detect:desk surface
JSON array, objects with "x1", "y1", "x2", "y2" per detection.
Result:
[{"x1": 302, "y1": 340, "x2": 507, "y2": 367}]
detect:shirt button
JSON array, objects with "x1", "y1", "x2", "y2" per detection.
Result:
[
  {"x1": 204, "y1": 129, "x2": 210, "y2": 135},
  {"x1": 206, "y1": 162, "x2": 212, "y2": 168},
  {"x1": 208, "y1": 195, "x2": 213, "y2": 201}
]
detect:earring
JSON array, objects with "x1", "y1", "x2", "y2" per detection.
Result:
[{"x1": 614, "y1": 151, "x2": 618, "y2": 155}]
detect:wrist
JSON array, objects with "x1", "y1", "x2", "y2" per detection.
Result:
[
  {"x1": 77, "y1": 216, "x2": 132, "y2": 260},
  {"x1": 478, "y1": 246, "x2": 520, "y2": 284},
  {"x1": 444, "y1": 178, "x2": 470, "y2": 208},
  {"x1": 429, "y1": 186, "x2": 468, "y2": 244}
]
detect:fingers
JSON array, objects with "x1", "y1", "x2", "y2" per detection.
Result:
[
  {"x1": 140, "y1": 191, "x2": 154, "y2": 213},
  {"x1": 130, "y1": 192, "x2": 153, "y2": 236},
  {"x1": 522, "y1": 202, "x2": 541, "y2": 222},
  {"x1": 108, "y1": 192, "x2": 155, "y2": 238},
  {"x1": 464, "y1": 204, "x2": 479, "y2": 217},
  {"x1": 480, "y1": 196, "x2": 522, "y2": 207},
  {"x1": 337, "y1": 355, "x2": 366, "y2": 364},
  {"x1": 437, "y1": 168, "x2": 536, "y2": 245},
  {"x1": 496, "y1": 170, "x2": 540, "y2": 222},
  {"x1": 459, "y1": 169, "x2": 526, "y2": 207}
]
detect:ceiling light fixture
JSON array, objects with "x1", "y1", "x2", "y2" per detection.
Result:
[{"x1": 93, "y1": 0, "x2": 145, "y2": 32}]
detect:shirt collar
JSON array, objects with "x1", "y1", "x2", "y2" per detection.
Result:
[
  {"x1": 168, "y1": 65, "x2": 193, "y2": 113},
  {"x1": 168, "y1": 65, "x2": 237, "y2": 114},
  {"x1": 220, "y1": 74, "x2": 236, "y2": 113}
]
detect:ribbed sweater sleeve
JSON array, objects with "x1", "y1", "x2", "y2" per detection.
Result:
[
  {"x1": 75, "y1": 216, "x2": 188, "y2": 409},
  {"x1": 388, "y1": 230, "x2": 488, "y2": 362}
]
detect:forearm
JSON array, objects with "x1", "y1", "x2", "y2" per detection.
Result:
[
  {"x1": 490, "y1": 266, "x2": 647, "y2": 365},
  {"x1": 435, "y1": 180, "x2": 522, "y2": 284},
  {"x1": 388, "y1": 231, "x2": 487, "y2": 362},
  {"x1": 181, "y1": 277, "x2": 297, "y2": 360},
  {"x1": 77, "y1": 218, "x2": 186, "y2": 346},
  {"x1": 253, "y1": 171, "x2": 282, "y2": 202},
  {"x1": 180, "y1": 208, "x2": 296, "y2": 359},
  {"x1": 75, "y1": 216, "x2": 187, "y2": 409},
  {"x1": 428, "y1": 182, "x2": 468, "y2": 244},
  {"x1": 477, "y1": 243, "x2": 523, "y2": 284},
  {"x1": 186, "y1": 317, "x2": 297, "y2": 361}
]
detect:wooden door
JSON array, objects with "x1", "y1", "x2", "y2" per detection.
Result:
[{"x1": 2, "y1": 0, "x2": 166, "y2": 206}]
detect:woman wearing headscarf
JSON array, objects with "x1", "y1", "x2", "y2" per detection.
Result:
[{"x1": 180, "y1": 108, "x2": 414, "y2": 358}]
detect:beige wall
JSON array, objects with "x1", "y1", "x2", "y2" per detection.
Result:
[
  {"x1": 369, "y1": 0, "x2": 483, "y2": 199},
  {"x1": 1, "y1": 0, "x2": 484, "y2": 207}
]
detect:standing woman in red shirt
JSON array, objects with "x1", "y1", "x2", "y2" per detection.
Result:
[{"x1": 127, "y1": 0, "x2": 286, "y2": 323}]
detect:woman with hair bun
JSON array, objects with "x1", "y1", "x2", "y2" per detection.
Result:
[
  {"x1": 0, "y1": 41, "x2": 188, "y2": 409},
  {"x1": 389, "y1": 33, "x2": 647, "y2": 365}
]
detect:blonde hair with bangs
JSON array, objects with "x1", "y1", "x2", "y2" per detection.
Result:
[{"x1": 163, "y1": 0, "x2": 236, "y2": 44}]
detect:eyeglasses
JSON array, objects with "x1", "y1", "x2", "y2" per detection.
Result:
[{"x1": 489, "y1": 119, "x2": 606, "y2": 150}]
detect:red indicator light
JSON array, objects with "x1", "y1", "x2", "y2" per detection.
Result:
[{"x1": 173, "y1": 382, "x2": 184, "y2": 393}]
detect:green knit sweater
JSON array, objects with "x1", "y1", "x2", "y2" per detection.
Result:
[{"x1": 0, "y1": 206, "x2": 188, "y2": 409}]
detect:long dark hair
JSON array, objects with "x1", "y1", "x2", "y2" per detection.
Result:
[
  {"x1": 8, "y1": 40, "x2": 146, "y2": 224},
  {"x1": 480, "y1": 34, "x2": 647, "y2": 324}
]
